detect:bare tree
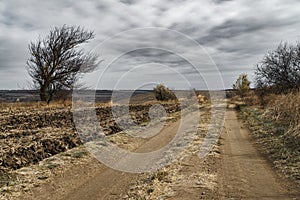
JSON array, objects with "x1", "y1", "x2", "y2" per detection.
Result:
[
  {"x1": 27, "y1": 25, "x2": 99, "y2": 103},
  {"x1": 255, "y1": 42, "x2": 300, "y2": 93}
]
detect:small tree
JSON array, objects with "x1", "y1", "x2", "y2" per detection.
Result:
[
  {"x1": 233, "y1": 74, "x2": 251, "y2": 97},
  {"x1": 153, "y1": 84, "x2": 176, "y2": 101},
  {"x1": 27, "y1": 25, "x2": 99, "y2": 103},
  {"x1": 255, "y1": 42, "x2": 300, "y2": 93}
]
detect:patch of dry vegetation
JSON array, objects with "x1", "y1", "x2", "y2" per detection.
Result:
[
  {"x1": 264, "y1": 92, "x2": 300, "y2": 128},
  {"x1": 239, "y1": 91, "x2": 300, "y2": 183}
]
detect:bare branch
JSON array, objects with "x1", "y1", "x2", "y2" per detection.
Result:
[
  {"x1": 26, "y1": 25, "x2": 100, "y2": 103},
  {"x1": 255, "y1": 42, "x2": 300, "y2": 94}
]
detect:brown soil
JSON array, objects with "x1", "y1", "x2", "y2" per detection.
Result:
[{"x1": 0, "y1": 103, "x2": 180, "y2": 171}]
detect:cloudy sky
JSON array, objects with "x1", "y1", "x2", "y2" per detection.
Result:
[{"x1": 1, "y1": 0, "x2": 300, "y2": 90}]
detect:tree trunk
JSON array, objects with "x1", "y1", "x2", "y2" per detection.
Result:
[
  {"x1": 47, "y1": 92, "x2": 53, "y2": 104},
  {"x1": 40, "y1": 87, "x2": 47, "y2": 102}
]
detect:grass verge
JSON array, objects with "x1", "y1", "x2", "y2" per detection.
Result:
[{"x1": 239, "y1": 106, "x2": 300, "y2": 183}]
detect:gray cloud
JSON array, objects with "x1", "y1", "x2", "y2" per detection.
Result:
[
  {"x1": 213, "y1": 0, "x2": 233, "y2": 4},
  {"x1": 1, "y1": 0, "x2": 300, "y2": 89}
]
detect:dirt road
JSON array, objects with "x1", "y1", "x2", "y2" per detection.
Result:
[
  {"x1": 22, "y1": 109, "x2": 299, "y2": 199},
  {"x1": 24, "y1": 112, "x2": 186, "y2": 200},
  {"x1": 218, "y1": 109, "x2": 299, "y2": 199}
]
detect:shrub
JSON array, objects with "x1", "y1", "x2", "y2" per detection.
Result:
[
  {"x1": 233, "y1": 74, "x2": 251, "y2": 97},
  {"x1": 153, "y1": 84, "x2": 176, "y2": 101}
]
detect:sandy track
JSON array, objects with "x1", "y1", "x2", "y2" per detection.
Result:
[
  {"x1": 218, "y1": 110, "x2": 299, "y2": 199},
  {"x1": 63, "y1": 120, "x2": 182, "y2": 200}
]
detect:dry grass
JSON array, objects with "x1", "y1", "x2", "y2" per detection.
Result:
[
  {"x1": 264, "y1": 92, "x2": 300, "y2": 127},
  {"x1": 230, "y1": 90, "x2": 260, "y2": 106},
  {"x1": 0, "y1": 100, "x2": 116, "y2": 111},
  {"x1": 239, "y1": 91, "x2": 300, "y2": 183},
  {"x1": 0, "y1": 101, "x2": 70, "y2": 110}
]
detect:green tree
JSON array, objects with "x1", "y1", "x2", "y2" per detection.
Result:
[{"x1": 233, "y1": 74, "x2": 251, "y2": 97}]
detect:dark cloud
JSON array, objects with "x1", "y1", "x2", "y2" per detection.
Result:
[
  {"x1": 119, "y1": 0, "x2": 137, "y2": 5},
  {"x1": 212, "y1": 0, "x2": 233, "y2": 4},
  {"x1": 107, "y1": 48, "x2": 194, "y2": 73},
  {"x1": 201, "y1": 17, "x2": 300, "y2": 44}
]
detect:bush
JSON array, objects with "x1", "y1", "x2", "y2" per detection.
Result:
[
  {"x1": 153, "y1": 84, "x2": 176, "y2": 101},
  {"x1": 233, "y1": 74, "x2": 251, "y2": 97}
]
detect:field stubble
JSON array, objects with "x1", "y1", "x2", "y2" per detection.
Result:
[{"x1": 0, "y1": 103, "x2": 180, "y2": 185}]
